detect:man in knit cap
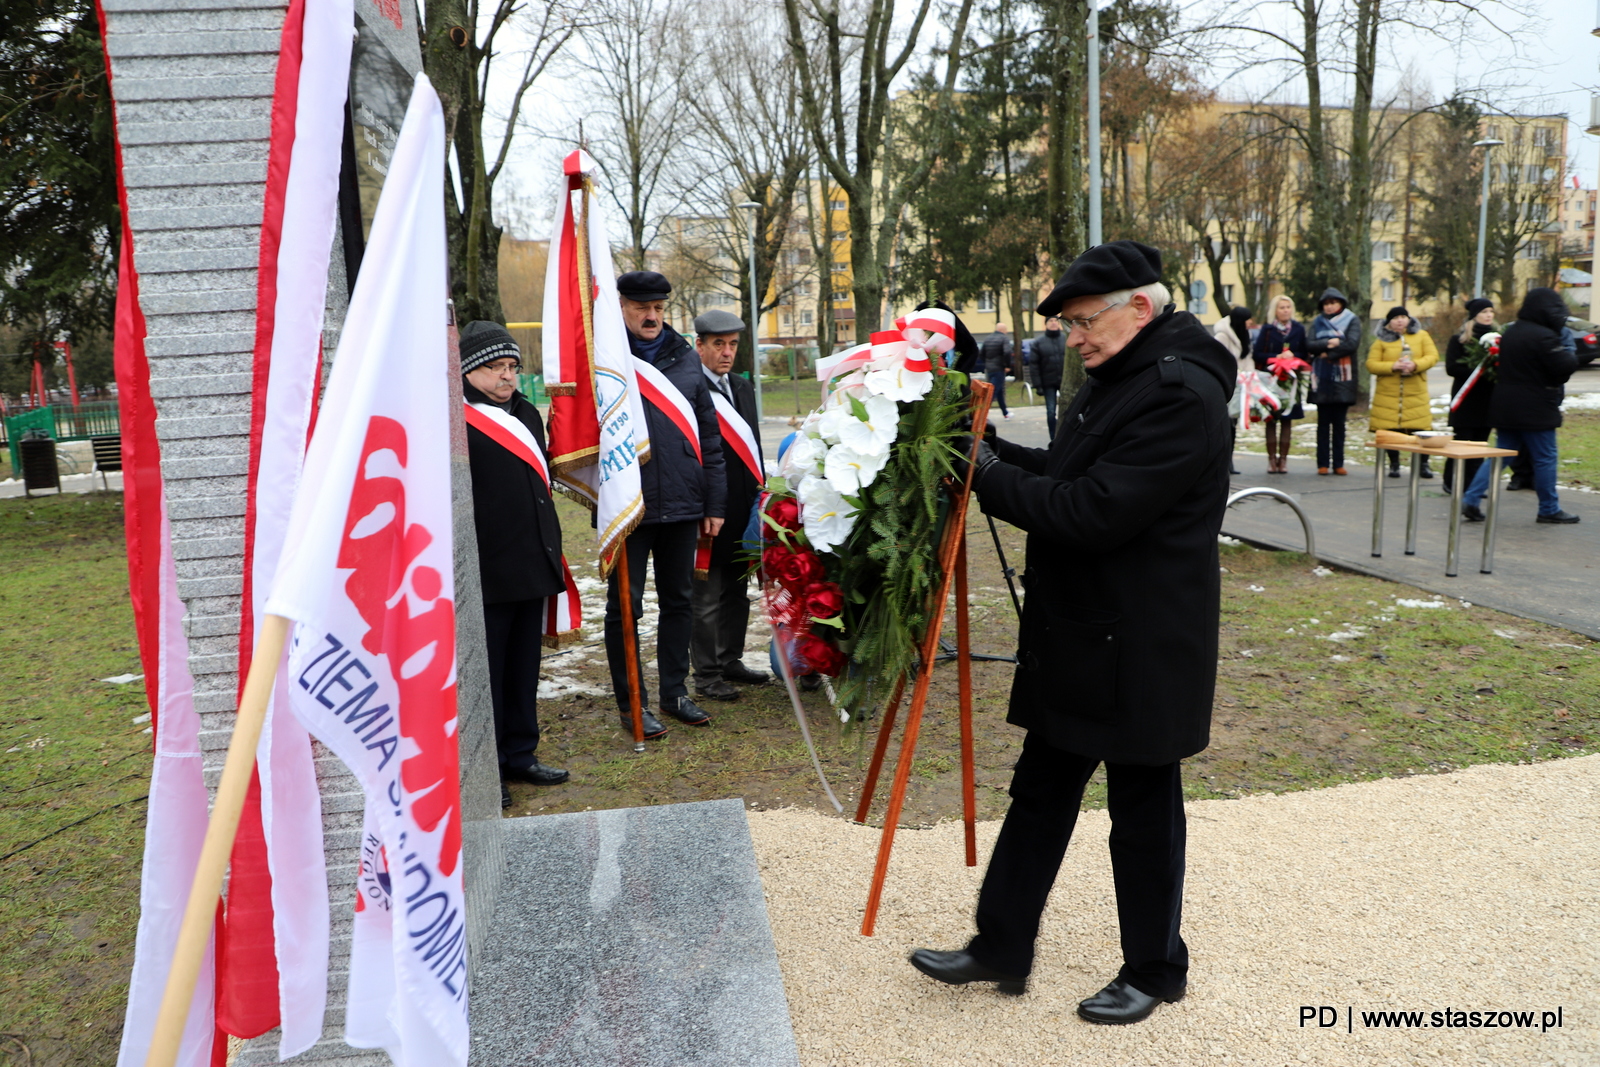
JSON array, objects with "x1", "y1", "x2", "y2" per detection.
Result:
[{"x1": 459, "y1": 321, "x2": 569, "y2": 807}]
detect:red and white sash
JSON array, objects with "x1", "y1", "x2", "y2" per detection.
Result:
[
  {"x1": 464, "y1": 401, "x2": 583, "y2": 641},
  {"x1": 709, "y1": 387, "x2": 763, "y2": 483},
  {"x1": 634, "y1": 356, "x2": 700, "y2": 462}
]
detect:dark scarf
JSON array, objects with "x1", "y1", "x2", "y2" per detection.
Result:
[{"x1": 629, "y1": 328, "x2": 671, "y2": 364}]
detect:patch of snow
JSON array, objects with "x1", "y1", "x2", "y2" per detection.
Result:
[
  {"x1": 131, "y1": 713, "x2": 151, "y2": 725},
  {"x1": 1311, "y1": 566, "x2": 1333, "y2": 577},
  {"x1": 101, "y1": 673, "x2": 143, "y2": 685},
  {"x1": 1247, "y1": 584, "x2": 1265, "y2": 592},
  {"x1": 1395, "y1": 598, "x2": 1448, "y2": 609}
]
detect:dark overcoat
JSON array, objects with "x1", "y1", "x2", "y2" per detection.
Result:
[
  {"x1": 1032, "y1": 331, "x2": 1066, "y2": 390},
  {"x1": 1489, "y1": 289, "x2": 1578, "y2": 432},
  {"x1": 630, "y1": 323, "x2": 728, "y2": 524},
  {"x1": 972, "y1": 308, "x2": 1235, "y2": 765},
  {"x1": 706, "y1": 370, "x2": 764, "y2": 567},
  {"x1": 463, "y1": 382, "x2": 566, "y2": 605},
  {"x1": 1444, "y1": 322, "x2": 1497, "y2": 429}
]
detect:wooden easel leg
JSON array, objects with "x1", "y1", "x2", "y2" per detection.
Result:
[
  {"x1": 956, "y1": 531, "x2": 976, "y2": 867},
  {"x1": 853, "y1": 674, "x2": 905, "y2": 824},
  {"x1": 614, "y1": 541, "x2": 647, "y2": 751}
]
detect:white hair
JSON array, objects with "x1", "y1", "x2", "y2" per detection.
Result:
[{"x1": 1100, "y1": 281, "x2": 1172, "y2": 314}]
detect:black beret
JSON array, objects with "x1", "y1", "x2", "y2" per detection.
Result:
[
  {"x1": 1465, "y1": 297, "x2": 1493, "y2": 316},
  {"x1": 459, "y1": 320, "x2": 521, "y2": 375},
  {"x1": 1037, "y1": 240, "x2": 1163, "y2": 317},
  {"x1": 617, "y1": 270, "x2": 672, "y2": 301}
]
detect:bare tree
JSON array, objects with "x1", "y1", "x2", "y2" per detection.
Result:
[{"x1": 782, "y1": 0, "x2": 978, "y2": 340}]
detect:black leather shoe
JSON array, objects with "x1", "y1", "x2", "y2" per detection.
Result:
[
  {"x1": 798, "y1": 672, "x2": 824, "y2": 692},
  {"x1": 663, "y1": 696, "x2": 712, "y2": 726},
  {"x1": 695, "y1": 678, "x2": 740, "y2": 701},
  {"x1": 1419, "y1": 463, "x2": 1434, "y2": 479},
  {"x1": 1076, "y1": 978, "x2": 1184, "y2": 1025},
  {"x1": 501, "y1": 782, "x2": 513, "y2": 809},
  {"x1": 1537, "y1": 510, "x2": 1581, "y2": 524},
  {"x1": 503, "y1": 759, "x2": 570, "y2": 786},
  {"x1": 1387, "y1": 468, "x2": 1402, "y2": 478},
  {"x1": 1506, "y1": 476, "x2": 1532, "y2": 491},
  {"x1": 908, "y1": 949, "x2": 1026, "y2": 995},
  {"x1": 722, "y1": 663, "x2": 771, "y2": 686},
  {"x1": 1462, "y1": 505, "x2": 1486, "y2": 522},
  {"x1": 619, "y1": 707, "x2": 669, "y2": 739}
]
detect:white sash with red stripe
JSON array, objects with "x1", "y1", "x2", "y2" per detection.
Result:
[
  {"x1": 463, "y1": 401, "x2": 582, "y2": 642},
  {"x1": 634, "y1": 356, "x2": 700, "y2": 462},
  {"x1": 709, "y1": 388, "x2": 763, "y2": 483}
]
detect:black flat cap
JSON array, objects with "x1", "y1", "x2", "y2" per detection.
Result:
[
  {"x1": 1037, "y1": 240, "x2": 1163, "y2": 317},
  {"x1": 617, "y1": 270, "x2": 672, "y2": 301},
  {"x1": 693, "y1": 309, "x2": 745, "y2": 335}
]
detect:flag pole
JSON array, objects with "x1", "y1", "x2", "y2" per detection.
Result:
[
  {"x1": 615, "y1": 550, "x2": 648, "y2": 752},
  {"x1": 956, "y1": 531, "x2": 977, "y2": 866},
  {"x1": 143, "y1": 612, "x2": 291, "y2": 1067}
]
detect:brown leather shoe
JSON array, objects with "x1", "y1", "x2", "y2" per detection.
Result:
[
  {"x1": 1317, "y1": 467, "x2": 1329, "y2": 475},
  {"x1": 1333, "y1": 467, "x2": 1348, "y2": 475}
]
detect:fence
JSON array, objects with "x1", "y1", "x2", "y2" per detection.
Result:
[{"x1": 2, "y1": 403, "x2": 122, "y2": 471}]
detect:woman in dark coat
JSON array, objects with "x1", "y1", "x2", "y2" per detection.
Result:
[
  {"x1": 1253, "y1": 295, "x2": 1310, "y2": 474},
  {"x1": 1443, "y1": 297, "x2": 1497, "y2": 492},
  {"x1": 1305, "y1": 287, "x2": 1362, "y2": 474}
]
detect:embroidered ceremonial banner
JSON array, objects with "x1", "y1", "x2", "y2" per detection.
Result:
[{"x1": 265, "y1": 75, "x2": 467, "y2": 1067}]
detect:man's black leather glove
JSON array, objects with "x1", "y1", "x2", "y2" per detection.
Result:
[{"x1": 951, "y1": 435, "x2": 1000, "y2": 485}]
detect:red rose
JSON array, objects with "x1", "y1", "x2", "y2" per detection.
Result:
[
  {"x1": 763, "y1": 544, "x2": 822, "y2": 589},
  {"x1": 799, "y1": 632, "x2": 847, "y2": 677},
  {"x1": 805, "y1": 581, "x2": 845, "y2": 620},
  {"x1": 766, "y1": 495, "x2": 802, "y2": 534}
]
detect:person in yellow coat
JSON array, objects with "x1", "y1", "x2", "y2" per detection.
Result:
[{"x1": 1368, "y1": 306, "x2": 1440, "y2": 478}]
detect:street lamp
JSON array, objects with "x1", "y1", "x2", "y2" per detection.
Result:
[
  {"x1": 737, "y1": 199, "x2": 765, "y2": 421},
  {"x1": 1087, "y1": 0, "x2": 1102, "y2": 246},
  {"x1": 1472, "y1": 137, "x2": 1505, "y2": 299}
]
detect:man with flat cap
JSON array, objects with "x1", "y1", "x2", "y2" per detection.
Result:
[
  {"x1": 909, "y1": 240, "x2": 1234, "y2": 1024},
  {"x1": 689, "y1": 309, "x2": 771, "y2": 701},
  {"x1": 608, "y1": 270, "x2": 727, "y2": 738}
]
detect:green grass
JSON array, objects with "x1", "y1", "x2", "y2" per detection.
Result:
[
  {"x1": 1556, "y1": 410, "x2": 1600, "y2": 489},
  {"x1": 0, "y1": 493, "x2": 152, "y2": 1067}
]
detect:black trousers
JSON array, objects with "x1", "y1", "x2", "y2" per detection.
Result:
[
  {"x1": 966, "y1": 733, "x2": 1189, "y2": 998},
  {"x1": 483, "y1": 597, "x2": 546, "y2": 773},
  {"x1": 1315, "y1": 403, "x2": 1350, "y2": 469},
  {"x1": 691, "y1": 560, "x2": 752, "y2": 682},
  {"x1": 605, "y1": 520, "x2": 697, "y2": 710},
  {"x1": 987, "y1": 371, "x2": 1009, "y2": 416}
]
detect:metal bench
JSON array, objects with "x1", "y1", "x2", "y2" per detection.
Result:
[{"x1": 91, "y1": 434, "x2": 122, "y2": 491}]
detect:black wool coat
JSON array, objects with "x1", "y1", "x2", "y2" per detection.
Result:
[
  {"x1": 1032, "y1": 331, "x2": 1066, "y2": 390},
  {"x1": 630, "y1": 324, "x2": 727, "y2": 525},
  {"x1": 1444, "y1": 322, "x2": 1496, "y2": 429},
  {"x1": 972, "y1": 308, "x2": 1235, "y2": 765},
  {"x1": 1489, "y1": 289, "x2": 1578, "y2": 432},
  {"x1": 706, "y1": 370, "x2": 764, "y2": 568},
  {"x1": 463, "y1": 382, "x2": 566, "y2": 606}
]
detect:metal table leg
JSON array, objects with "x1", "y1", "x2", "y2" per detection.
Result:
[
  {"x1": 1404, "y1": 451, "x2": 1422, "y2": 556},
  {"x1": 1481, "y1": 456, "x2": 1504, "y2": 574},
  {"x1": 1446, "y1": 457, "x2": 1466, "y2": 577},
  {"x1": 1371, "y1": 445, "x2": 1386, "y2": 557}
]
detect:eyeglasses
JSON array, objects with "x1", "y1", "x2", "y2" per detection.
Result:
[{"x1": 1061, "y1": 300, "x2": 1126, "y2": 333}]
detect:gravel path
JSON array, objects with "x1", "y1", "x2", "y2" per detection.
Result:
[{"x1": 748, "y1": 755, "x2": 1599, "y2": 1066}]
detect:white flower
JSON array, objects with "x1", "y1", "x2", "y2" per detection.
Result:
[
  {"x1": 864, "y1": 363, "x2": 934, "y2": 403},
  {"x1": 814, "y1": 405, "x2": 851, "y2": 444},
  {"x1": 796, "y1": 476, "x2": 858, "y2": 553},
  {"x1": 781, "y1": 433, "x2": 827, "y2": 478},
  {"x1": 835, "y1": 393, "x2": 899, "y2": 454},
  {"x1": 823, "y1": 444, "x2": 889, "y2": 494}
]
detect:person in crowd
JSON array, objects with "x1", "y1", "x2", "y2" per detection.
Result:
[
  {"x1": 1212, "y1": 306, "x2": 1254, "y2": 476},
  {"x1": 909, "y1": 241, "x2": 1233, "y2": 1025},
  {"x1": 1253, "y1": 295, "x2": 1309, "y2": 474},
  {"x1": 1461, "y1": 287, "x2": 1580, "y2": 525},
  {"x1": 607, "y1": 270, "x2": 727, "y2": 738},
  {"x1": 459, "y1": 321, "x2": 569, "y2": 808},
  {"x1": 981, "y1": 322, "x2": 1015, "y2": 420},
  {"x1": 1032, "y1": 315, "x2": 1067, "y2": 439},
  {"x1": 1367, "y1": 306, "x2": 1440, "y2": 479},
  {"x1": 1306, "y1": 287, "x2": 1361, "y2": 475},
  {"x1": 690, "y1": 309, "x2": 771, "y2": 701},
  {"x1": 1444, "y1": 298, "x2": 1497, "y2": 493}
]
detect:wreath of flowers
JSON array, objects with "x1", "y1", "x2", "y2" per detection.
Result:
[
  {"x1": 757, "y1": 310, "x2": 971, "y2": 715},
  {"x1": 1462, "y1": 331, "x2": 1502, "y2": 383}
]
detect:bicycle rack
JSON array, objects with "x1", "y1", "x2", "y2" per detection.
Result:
[{"x1": 1226, "y1": 486, "x2": 1316, "y2": 561}]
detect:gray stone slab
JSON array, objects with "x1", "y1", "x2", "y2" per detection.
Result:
[
  {"x1": 106, "y1": 30, "x2": 282, "y2": 57},
  {"x1": 112, "y1": 75, "x2": 275, "y2": 101},
  {"x1": 125, "y1": 163, "x2": 269, "y2": 189},
  {"x1": 468, "y1": 800, "x2": 801, "y2": 1067}
]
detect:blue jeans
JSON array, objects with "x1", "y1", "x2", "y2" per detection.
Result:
[
  {"x1": 1042, "y1": 387, "x2": 1059, "y2": 439},
  {"x1": 987, "y1": 371, "x2": 1009, "y2": 416},
  {"x1": 1464, "y1": 429, "x2": 1560, "y2": 516}
]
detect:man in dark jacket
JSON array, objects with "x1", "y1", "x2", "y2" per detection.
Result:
[
  {"x1": 689, "y1": 309, "x2": 771, "y2": 700},
  {"x1": 1461, "y1": 287, "x2": 1580, "y2": 524},
  {"x1": 460, "y1": 321, "x2": 570, "y2": 806},
  {"x1": 1031, "y1": 315, "x2": 1067, "y2": 438},
  {"x1": 607, "y1": 271, "x2": 728, "y2": 738},
  {"x1": 981, "y1": 322, "x2": 1015, "y2": 420},
  {"x1": 909, "y1": 241, "x2": 1234, "y2": 1025}
]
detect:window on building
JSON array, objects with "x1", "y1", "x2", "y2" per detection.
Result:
[
  {"x1": 1372, "y1": 200, "x2": 1397, "y2": 222},
  {"x1": 801, "y1": 309, "x2": 814, "y2": 325},
  {"x1": 1522, "y1": 240, "x2": 1546, "y2": 260},
  {"x1": 829, "y1": 199, "x2": 847, "y2": 211},
  {"x1": 782, "y1": 313, "x2": 792, "y2": 328},
  {"x1": 1526, "y1": 164, "x2": 1542, "y2": 184},
  {"x1": 1210, "y1": 239, "x2": 1234, "y2": 263},
  {"x1": 1533, "y1": 126, "x2": 1553, "y2": 147},
  {"x1": 1485, "y1": 124, "x2": 1501, "y2": 140},
  {"x1": 832, "y1": 290, "x2": 850, "y2": 303},
  {"x1": 1380, "y1": 278, "x2": 1394, "y2": 301},
  {"x1": 1220, "y1": 284, "x2": 1234, "y2": 303},
  {"x1": 1374, "y1": 161, "x2": 1398, "y2": 183},
  {"x1": 977, "y1": 291, "x2": 996, "y2": 312},
  {"x1": 832, "y1": 260, "x2": 847, "y2": 273},
  {"x1": 1373, "y1": 241, "x2": 1395, "y2": 262}
]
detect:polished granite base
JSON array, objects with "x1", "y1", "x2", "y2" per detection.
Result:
[{"x1": 468, "y1": 799, "x2": 800, "y2": 1066}]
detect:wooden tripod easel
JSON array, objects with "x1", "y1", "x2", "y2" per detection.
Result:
[{"x1": 856, "y1": 379, "x2": 993, "y2": 936}]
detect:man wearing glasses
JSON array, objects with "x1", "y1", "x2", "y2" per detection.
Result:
[{"x1": 909, "y1": 241, "x2": 1235, "y2": 1025}]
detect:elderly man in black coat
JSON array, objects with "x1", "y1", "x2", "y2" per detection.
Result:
[
  {"x1": 910, "y1": 241, "x2": 1234, "y2": 1025},
  {"x1": 459, "y1": 321, "x2": 571, "y2": 807},
  {"x1": 1461, "y1": 287, "x2": 1580, "y2": 524},
  {"x1": 607, "y1": 271, "x2": 728, "y2": 738}
]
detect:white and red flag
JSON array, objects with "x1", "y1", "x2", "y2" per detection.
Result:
[
  {"x1": 542, "y1": 149, "x2": 647, "y2": 573},
  {"x1": 265, "y1": 73, "x2": 467, "y2": 1067}
]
